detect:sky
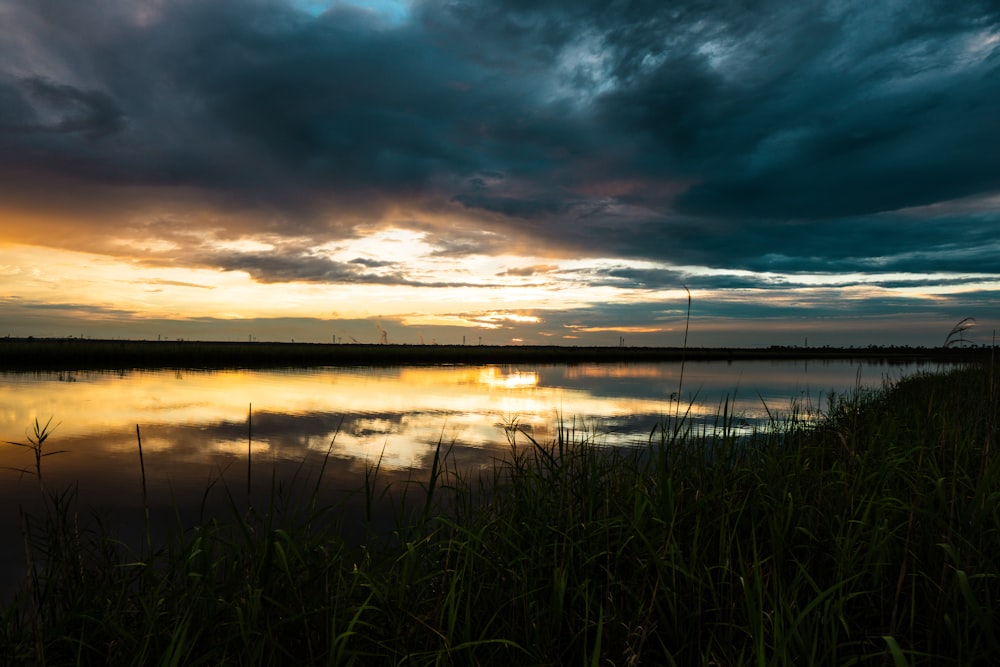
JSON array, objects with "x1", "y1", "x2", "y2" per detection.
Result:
[{"x1": 1, "y1": 0, "x2": 999, "y2": 348}]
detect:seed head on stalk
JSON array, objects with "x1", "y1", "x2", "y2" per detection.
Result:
[
  {"x1": 4, "y1": 416, "x2": 66, "y2": 492},
  {"x1": 945, "y1": 317, "x2": 976, "y2": 347}
]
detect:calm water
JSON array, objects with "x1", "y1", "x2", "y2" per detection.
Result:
[{"x1": 0, "y1": 358, "x2": 942, "y2": 593}]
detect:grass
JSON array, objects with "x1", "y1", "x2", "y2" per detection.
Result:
[
  {"x1": 1, "y1": 359, "x2": 999, "y2": 664},
  {"x1": 3, "y1": 417, "x2": 66, "y2": 494}
]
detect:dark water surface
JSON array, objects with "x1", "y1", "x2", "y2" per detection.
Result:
[{"x1": 0, "y1": 359, "x2": 945, "y2": 594}]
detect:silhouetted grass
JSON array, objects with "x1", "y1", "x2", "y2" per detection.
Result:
[{"x1": 1, "y1": 360, "x2": 999, "y2": 664}]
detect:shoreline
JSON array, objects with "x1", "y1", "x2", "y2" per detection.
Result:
[{"x1": 0, "y1": 336, "x2": 992, "y2": 370}]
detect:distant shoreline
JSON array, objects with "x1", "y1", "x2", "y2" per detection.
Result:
[{"x1": 0, "y1": 337, "x2": 991, "y2": 371}]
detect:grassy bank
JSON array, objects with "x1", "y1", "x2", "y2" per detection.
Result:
[
  {"x1": 2, "y1": 361, "x2": 999, "y2": 664},
  {"x1": 0, "y1": 336, "x2": 990, "y2": 370}
]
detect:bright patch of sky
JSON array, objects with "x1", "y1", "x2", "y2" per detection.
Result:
[
  {"x1": 323, "y1": 227, "x2": 430, "y2": 264},
  {"x1": 295, "y1": 0, "x2": 411, "y2": 24},
  {"x1": 211, "y1": 238, "x2": 279, "y2": 253},
  {"x1": 477, "y1": 312, "x2": 541, "y2": 325}
]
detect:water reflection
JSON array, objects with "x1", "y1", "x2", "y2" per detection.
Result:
[
  {"x1": 0, "y1": 359, "x2": 942, "y2": 593},
  {"x1": 1, "y1": 360, "x2": 939, "y2": 472}
]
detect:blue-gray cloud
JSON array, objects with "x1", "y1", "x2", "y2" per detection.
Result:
[{"x1": 0, "y1": 0, "x2": 998, "y2": 295}]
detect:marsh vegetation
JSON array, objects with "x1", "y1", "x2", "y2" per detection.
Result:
[{"x1": 1, "y1": 359, "x2": 998, "y2": 664}]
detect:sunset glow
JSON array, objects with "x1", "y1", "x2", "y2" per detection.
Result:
[{"x1": 1, "y1": 0, "x2": 998, "y2": 347}]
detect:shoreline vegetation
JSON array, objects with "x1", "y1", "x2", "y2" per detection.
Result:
[
  {"x1": 0, "y1": 336, "x2": 994, "y2": 370},
  {"x1": 2, "y1": 358, "x2": 999, "y2": 664}
]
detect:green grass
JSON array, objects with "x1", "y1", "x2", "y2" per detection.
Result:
[{"x1": 1, "y1": 360, "x2": 999, "y2": 664}]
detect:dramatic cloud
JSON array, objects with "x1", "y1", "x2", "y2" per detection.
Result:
[{"x1": 1, "y1": 0, "x2": 998, "y2": 345}]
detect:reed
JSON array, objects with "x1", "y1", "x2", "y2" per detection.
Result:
[
  {"x1": 1, "y1": 360, "x2": 999, "y2": 664},
  {"x1": 3, "y1": 417, "x2": 65, "y2": 494}
]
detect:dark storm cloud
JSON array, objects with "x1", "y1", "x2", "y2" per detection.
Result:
[
  {"x1": 0, "y1": 0, "x2": 498, "y2": 224},
  {"x1": 451, "y1": 191, "x2": 577, "y2": 219},
  {"x1": 585, "y1": 0, "x2": 1000, "y2": 219},
  {"x1": 0, "y1": 76, "x2": 125, "y2": 138},
  {"x1": 206, "y1": 250, "x2": 404, "y2": 284},
  {"x1": 596, "y1": 212, "x2": 1000, "y2": 276},
  {"x1": 585, "y1": 265, "x2": 771, "y2": 291},
  {"x1": 189, "y1": 243, "x2": 504, "y2": 287},
  {"x1": 349, "y1": 257, "x2": 394, "y2": 268},
  {"x1": 199, "y1": 250, "x2": 373, "y2": 284},
  {"x1": 501, "y1": 264, "x2": 558, "y2": 277},
  {"x1": 430, "y1": 0, "x2": 1000, "y2": 208},
  {"x1": 1, "y1": 0, "x2": 998, "y2": 275}
]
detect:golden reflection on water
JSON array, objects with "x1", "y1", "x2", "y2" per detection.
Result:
[
  {"x1": 1, "y1": 360, "x2": 932, "y2": 479},
  {"x1": 565, "y1": 364, "x2": 671, "y2": 379},
  {"x1": 0, "y1": 365, "x2": 664, "y2": 474},
  {"x1": 476, "y1": 366, "x2": 540, "y2": 389}
]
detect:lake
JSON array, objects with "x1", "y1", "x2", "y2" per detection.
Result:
[{"x1": 0, "y1": 358, "x2": 944, "y2": 594}]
